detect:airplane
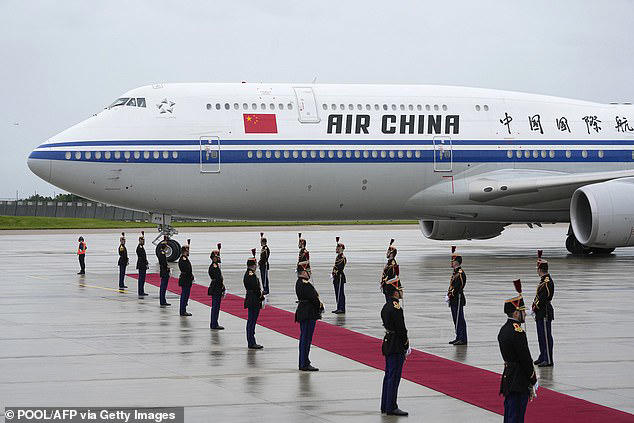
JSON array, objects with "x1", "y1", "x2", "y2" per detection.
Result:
[{"x1": 27, "y1": 82, "x2": 634, "y2": 261}]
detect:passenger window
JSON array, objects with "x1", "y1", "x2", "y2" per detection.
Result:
[
  {"x1": 124, "y1": 151, "x2": 131, "y2": 159},
  {"x1": 310, "y1": 150, "x2": 317, "y2": 158},
  {"x1": 265, "y1": 151, "x2": 271, "y2": 158},
  {"x1": 319, "y1": 150, "x2": 326, "y2": 158},
  {"x1": 247, "y1": 151, "x2": 253, "y2": 158},
  {"x1": 261, "y1": 103, "x2": 266, "y2": 110},
  {"x1": 288, "y1": 103, "x2": 293, "y2": 110},
  {"x1": 279, "y1": 103, "x2": 284, "y2": 110},
  {"x1": 143, "y1": 151, "x2": 150, "y2": 159},
  {"x1": 363, "y1": 150, "x2": 369, "y2": 158},
  {"x1": 216, "y1": 103, "x2": 221, "y2": 110},
  {"x1": 322, "y1": 104, "x2": 328, "y2": 110},
  {"x1": 95, "y1": 152, "x2": 102, "y2": 159},
  {"x1": 104, "y1": 151, "x2": 111, "y2": 159},
  {"x1": 301, "y1": 151, "x2": 307, "y2": 158},
  {"x1": 173, "y1": 151, "x2": 178, "y2": 159},
  {"x1": 381, "y1": 151, "x2": 387, "y2": 158},
  {"x1": 252, "y1": 103, "x2": 258, "y2": 110},
  {"x1": 345, "y1": 150, "x2": 351, "y2": 158},
  {"x1": 354, "y1": 150, "x2": 361, "y2": 158},
  {"x1": 133, "y1": 151, "x2": 140, "y2": 159},
  {"x1": 372, "y1": 151, "x2": 378, "y2": 158},
  {"x1": 389, "y1": 151, "x2": 395, "y2": 158},
  {"x1": 328, "y1": 151, "x2": 334, "y2": 158},
  {"x1": 284, "y1": 151, "x2": 290, "y2": 158},
  {"x1": 137, "y1": 98, "x2": 146, "y2": 107},
  {"x1": 243, "y1": 103, "x2": 249, "y2": 110},
  {"x1": 234, "y1": 103, "x2": 239, "y2": 110},
  {"x1": 84, "y1": 152, "x2": 91, "y2": 159},
  {"x1": 206, "y1": 104, "x2": 212, "y2": 110},
  {"x1": 507, "y1": 150, "x2": 513, "y2": 158},
  {"x1": 224, "y1": 103, "x2": 230, "y2": 110},
  {"x1": 406, "y1": 151, "x2": 412, "y2": 158},
  {"x1": 274, "y1": 151, "x2": 281, "y2": 159},
  {"x1": 256, "y1": 151, "x2": 263, "y2": 159},
  {"x1": 270, "y1": 103, "x2": 275, "y2": 110},
  {"x1": 292, "y1": 150, "x2": 299, "y2": 158},
  {"x1": 415, "y1": 151, "x2": 421, "y2": 158},
  {"x1": 153, "y1": 151, "x2": 159, "y2": 159},
  {"x1": 114, "y1": 151, "x2": 121, "y2": 159}
]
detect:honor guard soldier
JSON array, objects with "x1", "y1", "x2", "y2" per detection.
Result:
[
  {"x1": 381, "y1": 239, "x2": 400, "y2": 302},
  {"x1": 77, "y1": 236, "x2": 87, "y2": 275},
  {"x1": 136, "y1": 231, "x2": 149, "y2": 297},
  {"x1": 380, "y1": 279, "x2": 410, "y2": 416},
  {"x1": 532, "y1": 250, "x2": 555, "y2": 367},
  {"x1": 259, "y1": 233, "x2": 271, "y2": 295},
  {"x1": 208, "y1": 243, "x2": 225, "y2": 330},
  {"x1": 178, "y1": 240, "x2": 194, "y2": 316},
  {"x1": 244, "y1": 249, "x2": 264, "y2": 349},
  {"x1": 447, "y1": 246, "x2": 468, "y2": 345},
  {"x1": 157, "y1": 241, "x2": 171, "y2": 307},
  {"x1": 297, "y1": 233, "x2": 310, "y2": 272},
  {"x1": 498, "y1": 279, "x2": 538, "y2": 423},
  {"x1": 117, "y1": 232, "x2": 128, "y2": 290},
  {"x1": 295, "y1": 260, "x2": 323, "y2": 371},
  {"x1": 331, "y1": 236, "x2": 347, "y2": 314}
]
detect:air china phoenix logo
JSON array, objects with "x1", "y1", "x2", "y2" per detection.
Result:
[
  {"x1": 157, "y1": 98, "x2": 175, "y2": 114},
  {"x1": 243, "y1": 113, "x2": 277, "y2": 133}
]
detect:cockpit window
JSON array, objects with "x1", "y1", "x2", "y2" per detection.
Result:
[
  {"x1": 108, "y1": 97, "x2": 146, "y2": 109},
  {"x1": 109, "y1": 98, "x2": 129, "y2": 108}
]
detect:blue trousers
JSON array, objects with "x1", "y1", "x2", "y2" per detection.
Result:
[
  {"x1": 179, "y1": 284, "x2": 191, "y2": 315},
  {"x1": 210, "y1": 295, "x2": 222, "y2": 328},
  {"x1": 450, "y1": 302, "x2": 468, "y2": 342},
  {"x1": 118, "y1": 264, "x2": 126, "y2": 288},
  {"x1": 504, "y1": 392, "x2": 529, "y2": 423},
  {"x1": 137, "y1": 268, "x2": 146, "y2": 294},
  {"x1": 260, "y1": 266, "x2": 269, "y2": 294},
  {"x1": 298, "y1": 319, "x2": 317, "y2": 368},
  {"x1": 333, "y1": 280, "x2": 346, "y2": 312},
  {"x1": 381, "y1": 352, "x2": 405, "y2": 413},
  {"x1": 536, "y1": 317, "x2": 554, "y2": 364},
  {"x1": 159, "y1": 275, "x2": 169, "y2": 305},
  {"x1": 246, "y1": 306, "x2": 260, "y2": 346}
]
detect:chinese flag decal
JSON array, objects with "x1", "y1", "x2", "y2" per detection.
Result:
[{"x1": 243, "y1": 114, "x2": 278, "y2": 134}]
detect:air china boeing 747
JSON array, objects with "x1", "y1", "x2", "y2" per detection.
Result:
[{"x1": 27, "y1": 83, "x2": 634, "y2": 260}]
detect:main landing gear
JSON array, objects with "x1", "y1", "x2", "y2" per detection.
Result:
[
  {"x1": 151, "y1": 213, "x2": 181, "y2": 262},
  {"x1": 565, "y1": 225, "x2": 615, "y2": 256}
]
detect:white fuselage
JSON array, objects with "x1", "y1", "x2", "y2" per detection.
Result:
[{"x1": 27, "y1": 83, "x2": 634, "y2": 222}]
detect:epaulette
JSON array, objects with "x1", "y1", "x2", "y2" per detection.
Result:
[
  {"x1": 513, "y1": 323, "x2": 523, "y2": 333},
  {"x1": 393, "y1": 301, "x2": 401, "y2": 310},
  {"x1": 544, "y1": 276, "x2": 551, "y2": 282},
  {"x1": 248, "y1": 270, "x2": 254, "y2": 276},
  {"x1": 213, "y1": 263, "x2": 218, "y2": 268}
]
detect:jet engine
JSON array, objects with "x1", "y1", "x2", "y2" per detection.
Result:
[
  {"x1": 420, "y1": 220, "x2": 506, "y2": 240},
  {"x1": 570, "y1": 178, "x2": 634, "y2": 248}
]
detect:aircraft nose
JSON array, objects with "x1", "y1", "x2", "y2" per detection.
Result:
[{"x1": 27, "y1": 149, "x2": 52, "y2": 182}]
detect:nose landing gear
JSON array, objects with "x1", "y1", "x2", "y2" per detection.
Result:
[{"x1": 151, "y1": 213, "x2": 181, "y2": 262}]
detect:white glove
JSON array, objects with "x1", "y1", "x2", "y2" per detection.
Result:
[
  {"x1": 406, "y1": 347, "x2": 412, "y2": 357},
  {"x1": 444, "y1": 295, "x2": 450, "y2": 304}
]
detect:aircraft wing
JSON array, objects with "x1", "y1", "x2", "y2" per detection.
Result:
[{"x1": 465, "y1": 168, "x2": 634, "y2": 202}]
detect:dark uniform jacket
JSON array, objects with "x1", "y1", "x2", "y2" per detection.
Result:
[
  {"x1": 381, "y1": 258, "x2": 399, "y2": 293},
  {"x1": 178, "y1": 256, "x2": 194, "y2": 287},
  {"x1": 381, "y1": 300, "x2": 409, "y2": 356},
  {"x1": 118, "y1": 245, "x2": 128, "y2": 266},
  {"x1": 532, "y1": 273, "x2": 555, "y2": 320},
  {"x1": 136, "y1": 245, "x2": 148, "y2": 271},
  {"x1": 243, "y1": 269, "x2": 263, "y2": 309},
  {"x1": 332, "y1": 253, "x2": 347, "y2": 284},
  {"x1": 158, "y1": 252, "x2": 170, "y2": 278},
  {"x1": 448, "y1": 267, "x2": 467, "y2": 306},
  {"x1": 298, "y1": 248, "x2": 310, "y2": 266},
  {"x1": 208, "y1": 263, "x2": 225, "y2": 296},
  {"x1": 498, "y1": 319, "x2": 537, "y2": 396},
  {"x1": 259, "y1": 246, "x2": 270, "y2": 270},
  {"x1": 295, "y1": 278, "x2": 322, "y2": 322}
]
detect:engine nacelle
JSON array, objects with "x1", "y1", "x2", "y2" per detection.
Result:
[
  {"x1": 420, "y1": 220, "x2": 506, "y2": 240},
  {"x1": 570, "y1": 178, "x2": 634, "y2": 248}
]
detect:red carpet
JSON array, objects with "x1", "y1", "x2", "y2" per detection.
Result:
[{"x1": 131, "y1": 273, "x2": 633, "y2": 422}]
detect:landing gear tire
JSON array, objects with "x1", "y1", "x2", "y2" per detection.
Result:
[
  {"x1": 156, "y1": 239, "x2": 181, "y2": 262},
  {"x1": 590, "y1": 247, "x2": 615, "y2": 255},
  {"x1": 565, "y1": 235, "x2": 591, "y2": 255}
]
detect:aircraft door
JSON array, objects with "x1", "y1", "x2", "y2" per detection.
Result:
[
  {"x1": 433, "y1": 136, "x2": 452, "y2": 172},
  {"x1": 293, "y1": 87, "x2": 320, "y2": 123},
  {"x1": 200, "y1": 136, "x2": 220, "y2": 173}
]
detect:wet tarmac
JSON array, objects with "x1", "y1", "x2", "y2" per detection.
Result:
[{"x1": 0, "y1": 224, "x2": 633, "y2": 422}]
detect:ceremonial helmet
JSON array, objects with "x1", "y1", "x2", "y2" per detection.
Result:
[
  {"x1": 451, "y1": 246, "x2": 462, "y2": 264},
  {"x1": 336, "y1": 236, "x2": 345, "y2": 253},
  {"x1": 260, "y1": 232, "x2": 267, "y2": 245},
  {"x1": 210, "y1": 242, "x2": 221, "y2": 262},
  {"x1": 78, "y1": 236, "x2": 84, "y2": 242},
  {"x1": 536, "y1": 250, "x2": 548, "y2": 272},
  {"x1": 298, "y1": 232, "x2": 306, "y2": 248},
  {"x1": 386, "y1": 239, "x2": 397, "y2": 258},
  {"x1": 504, "y1": 279, "x2": 526, "y2": 314},
  {"x1": 247, "y1": 248, "x2": 257, "y2": 267},
  {"x1": 120, "y1": 232, "x2": 126, "y2": 243},
  {"x1": 297, "y1": 260, "x2": 311, "y2": 280},
  {"x1": 180, "y1": 239, "x2": 191, "y2": 256},
  {"x1": 138, "y1": 230, "x2": 145, "y2": 243}
]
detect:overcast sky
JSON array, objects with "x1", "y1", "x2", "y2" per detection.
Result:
[{"x1": 1, "y1": 0, "x2": 633, "y2": 199}]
